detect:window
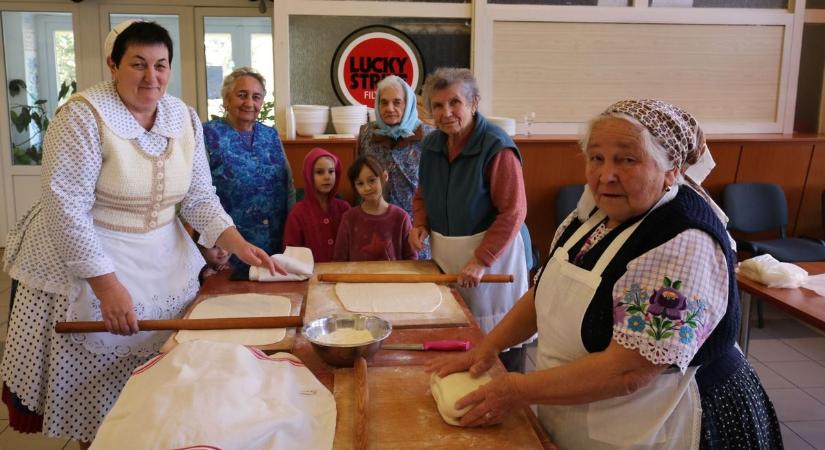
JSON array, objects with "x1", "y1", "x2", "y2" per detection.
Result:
[
  {"x1": 203, "y1": 16, "x2": 274, "y2": 124},
  {"x1": 2, "y1": 11, "x2": 75, "y2": 165}
]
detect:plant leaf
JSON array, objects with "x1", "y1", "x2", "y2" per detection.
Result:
[
  {"x1": 11, "y1": 109, "x2": 30, "y2": 132},
  {"x1": 8, "y1": 79, "x2": 26, "y2": 96},
  {"x1": 58, "y1": 82, "x2": 69, "y2": 100}
]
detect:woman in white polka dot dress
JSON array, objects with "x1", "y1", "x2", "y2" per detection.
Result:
[{"x1": 0, "y1": 21, "x2": 281, "y2": 448}]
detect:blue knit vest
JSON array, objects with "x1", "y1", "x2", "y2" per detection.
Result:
[
  {"x1": 549, "y1": 187, "x2": 743, "y2": 391},
  {"x1": 418, "y1": 113, "x2": 521, "y2": 236}
]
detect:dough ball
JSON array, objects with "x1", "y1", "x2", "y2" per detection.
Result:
[{"x1": 430, "y1": 371, "x2": 492, "y2": 426}]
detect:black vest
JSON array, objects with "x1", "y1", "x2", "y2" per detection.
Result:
[{"x1": 542, "y1": 187, "x2": 743, "y2": 391}]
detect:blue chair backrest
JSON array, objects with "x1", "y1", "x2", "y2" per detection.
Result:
[
  {"x1": 555, "y1": 184, "x2": 585, "y2": 226},
  {"x1": 722, "y1": 182, "x2": 788, "y2": 236}
]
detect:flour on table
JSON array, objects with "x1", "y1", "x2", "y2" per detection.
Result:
[
  {"x1": 334, "y1": 282, "x2": 442, "y2": 313},
  {"x1": 315, "y1": 328, "x2": 375, "y2": 345},
  {"x1": 175, "y1": 293, "x2": 292, "y2": 345}
]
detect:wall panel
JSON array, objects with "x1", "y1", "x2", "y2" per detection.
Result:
[
  {"x1": 796, "y1": 143, "x2": 825, "y2": 238},
  {"x1": 492, "y1": 22, "x2": 784, "y2": 125},
  {"x1": 735, "y1": 142, "x2": 814, "y2": 239}
]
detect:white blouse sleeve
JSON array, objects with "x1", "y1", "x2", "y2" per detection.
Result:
[
  {"x1": 178, "y1": 107, "x2": 233, "y2": 248},
  {"x1": 41, "y1": 100, "x2": 115, "y2": 278},
  {"x1": 611, "y1": 229, "x2": 729, "y2": 371}
]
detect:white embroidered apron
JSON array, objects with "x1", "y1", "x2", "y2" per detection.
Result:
[
  {"x1": 535, "y1": 209, "x2": 701, "y2": 450},
  {"x1": 67, "y1": 220, "x2": 204, "y2": 357},
  {"x1": 431, "y1": 230, "x2": 529, "y2": 335}
]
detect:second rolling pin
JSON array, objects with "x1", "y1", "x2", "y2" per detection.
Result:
[{"x1": 317, "y1": 273, "x2": 513, "y2": 283}]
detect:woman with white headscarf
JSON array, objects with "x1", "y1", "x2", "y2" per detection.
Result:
[
  {"x1": 356, "y1": 75, "x2": 434, "y2": 258},
  {"x1": 428, "y1": 99, "x2": 781, "y2": 449}
]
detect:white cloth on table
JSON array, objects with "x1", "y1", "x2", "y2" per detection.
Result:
[
  {"x1": 738, "y1": 254, "x2": 810, "y2": 289},
  {"x1": 90, "y1": 341, "x2": 336, "y2": 450},
  {"x1": 249, "y1": 246, "x2": 315, "y2": 281}
]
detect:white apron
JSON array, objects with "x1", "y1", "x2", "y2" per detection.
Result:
[
  {"x1": 535, "y1": 209, "x2": 701, "y2": 450},
  {"x1": 431, "y1": 230, "x2": 529, "y2": 335},
  {"x1": 67, "y1": 220, "x2": 205, "y2": 357}
]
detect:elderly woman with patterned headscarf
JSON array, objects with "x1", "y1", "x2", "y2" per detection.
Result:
[{"x1": 428, "y1": 100, "x2": 781, "y2": 449}]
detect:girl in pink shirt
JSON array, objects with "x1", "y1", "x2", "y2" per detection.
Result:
[
  {"x1": 283, "y1": 147, "x2": 351, "y2": 262},
  {"x1": 334, "y1": 155, "x2": 417, "y2": 261}
]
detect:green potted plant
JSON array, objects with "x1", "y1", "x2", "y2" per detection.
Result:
[{"x1": 7, "y1": 78, "x2": 76, "y2": 165}]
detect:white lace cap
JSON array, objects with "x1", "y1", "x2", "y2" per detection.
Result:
[{"x1": 104, "y1": 19, "x2": 141, "y2": 59}]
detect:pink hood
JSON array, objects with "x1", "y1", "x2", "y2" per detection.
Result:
[{"x1": 302, "y1": 147, "x2": 343, "y2": 210}]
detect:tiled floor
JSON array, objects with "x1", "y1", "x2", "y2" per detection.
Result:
[{"x1": 0, "y1": 248, "x2": 823, "y2": 449}]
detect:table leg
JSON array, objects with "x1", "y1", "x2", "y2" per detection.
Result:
[{"x1": 738, "y1": 290, "x2": 753, "y2": 356}]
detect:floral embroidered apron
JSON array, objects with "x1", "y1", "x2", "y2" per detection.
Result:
[
  {"x1": 535, "y1": 208, "x2": 701, "y2": 450},
  {"x1": 431, "y1": 230, "x2": 529, "y2": 336}
]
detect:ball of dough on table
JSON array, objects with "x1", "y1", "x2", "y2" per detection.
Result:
[{"x1": 430, "y1": 371, "x2": 492, "y2": 426}]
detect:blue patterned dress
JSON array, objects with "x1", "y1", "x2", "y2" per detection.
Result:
[{"x1": 203, "y1": 119, "x2": 294, "y2": 258}]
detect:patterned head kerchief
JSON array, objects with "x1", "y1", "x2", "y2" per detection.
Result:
[{"x1": 603, "y1": 99, "x2": 706, "y2": 171}]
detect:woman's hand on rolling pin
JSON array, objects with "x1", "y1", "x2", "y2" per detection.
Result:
[
  {"x1": 87, "y1": 273, "x2": 139, "y2": 335},
  {"x1": 426, "y1": 341, "x2": 498, "y2": 379},
  {"x1": 458, "y1": 257, "x2": 487, "y2": 288},
  {"x1": 409, "y1": 226, "x2": 429, "y2": 251},
  {"x1": 456, "y1": 372, "x2": 525, "y2": 427}
]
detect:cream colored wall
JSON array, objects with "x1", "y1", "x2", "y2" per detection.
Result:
[{"x1": 491, "y1": 22, "x2": 784, "y2": 126}]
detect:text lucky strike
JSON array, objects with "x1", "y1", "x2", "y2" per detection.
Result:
[{"x1": 348, "y1": 56, "x2": 410, "y2": 92}]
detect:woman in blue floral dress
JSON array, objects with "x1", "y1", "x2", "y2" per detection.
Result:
[
  {"x1": 203, "y1": 67, "x2": 295, "y2": 266},
  {"x1": 356, "y1": 75, "x2": 433, "y2": 258},
  {"x1": 428, "y1": 100, "x2": 781, "y2": 450}
]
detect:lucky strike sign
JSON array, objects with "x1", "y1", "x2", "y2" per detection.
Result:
[{"x1": 332, "y1": 26, "x2": 424, "y2": 108}]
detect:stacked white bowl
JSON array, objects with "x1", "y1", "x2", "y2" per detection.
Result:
[
  {"x1": 292, "y1": 105, "x2": 330, "y2": 137},
  {"x1": 487, "y1": 116, "x2": 517, "y2": 136},
  {"x1": 331, "y1": 105, "x2": 368, "y2": 136}
]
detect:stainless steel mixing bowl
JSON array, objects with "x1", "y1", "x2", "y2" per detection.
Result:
[{"x1": 302, "y1": 313, "x2": 392, "y2": 367}]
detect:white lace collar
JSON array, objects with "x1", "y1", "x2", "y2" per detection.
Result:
[{"x1": 80, "y1": 81, "x2": 188, "y2": 140}]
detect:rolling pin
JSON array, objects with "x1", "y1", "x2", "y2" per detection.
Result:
[
  {"x1": 354, "y1": 356, "x2": 369, "y2": 450},
  {"x1": 317, "y1": 273, "x2": 513, "y2": 283},
  {"x1": 54, "y1": 316, "x2": 303, "y2": 333}
]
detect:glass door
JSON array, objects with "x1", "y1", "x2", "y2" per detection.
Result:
[
  {"x1": 195, "y1": 8, "x2": 274, "y2": 124},
  {"x1": 2, "y1": 11, "x2": 75, "y2": 166}
]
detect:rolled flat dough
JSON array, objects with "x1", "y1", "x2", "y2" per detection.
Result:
[
  {"x1": 334, "y1": 282, "x2": 442, "y2": 313},
  {"x1": 430, "y1": 371, "x2": 493, "y2": 426},
  {"x1": 175, "y1": 293, "x2": 292, "y2": 345}
]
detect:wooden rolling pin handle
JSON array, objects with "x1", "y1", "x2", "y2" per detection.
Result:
[
  {"x1": 317, "y1": 273, "x2": 513, "y2": 283},
  {"x1": 354, "y1": 356, "x2": 369, "y2": 450},
  {"x1": 54, "y1": 316, "x2": 303, "y2": 333}
]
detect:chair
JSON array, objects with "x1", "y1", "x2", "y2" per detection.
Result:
[
  {"x1": 722, "y1": 182, "x2": 825, "y2": 326},
  {"x1": 555, "y1": 184, "x2": 585, "y2": 227}
]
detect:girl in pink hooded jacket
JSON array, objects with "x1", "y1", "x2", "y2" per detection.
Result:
[{"x1": 283, "y1": 147, "x2": 351, "y2": 262}]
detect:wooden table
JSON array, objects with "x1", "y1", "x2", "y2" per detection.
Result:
[
  {"x1": 737, "y1": 261, "x2": 825, "y2": 355},
  {"x1": 196, "y1": 263, "x2": 555, "y2": 449}
]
